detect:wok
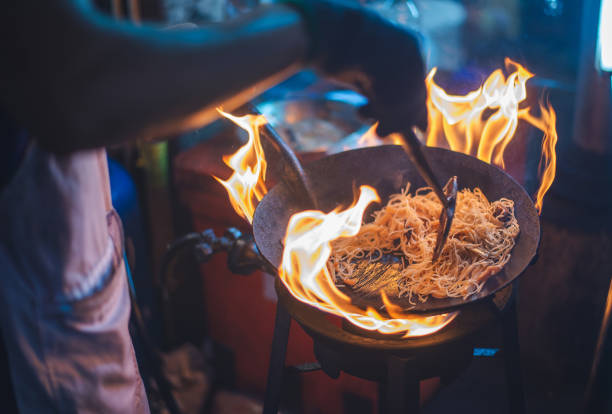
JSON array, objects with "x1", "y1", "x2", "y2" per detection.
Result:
[{"x1": 252, "y1": 145, "x2": 540, "y2": 314}]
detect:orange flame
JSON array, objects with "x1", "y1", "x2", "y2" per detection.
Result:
[
  {"x1": 522, "y1": 103, "x2": 558, "y2": 213},
  {"x1": 213, "y1": 110, "x2": 268, "y2": 223},
  {"x1": 353, "y1": 122, "x2": 407, "y2": 149},
  {"x1": 214, "y1": 59, "x2": 556, "y2": 336},
  {"x1": 215, "y1": 111, "x2": 457, "y2": 336},
  {"x1": 279, "y1": 185, "x2": 457, "y2": 337},
  {"x1": 425, "y1": 58, "x2": 558, "y2": 213},
  {"x1": 356, "y1": 122, "x2": 381, "y2": 148}
]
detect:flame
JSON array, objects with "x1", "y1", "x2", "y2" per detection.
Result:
[
  {"x1": 213, "y1": 110, "x2": 268, "y2": 223},
  {"x1": 356, "y1": 122, "x2": 381, "y2": 148},
  {"x1": 279, "y1": 185, "x2": 457, "y2": 337},
  {"x1": 214, "y1": 111, "x2": 456, "y2": 336},
  {"x1": 353, "y1": 122, "x2": 407, "y2": 149},
  {"x1": 522, "y1": 103, "x2": 558, "y2": 213},
  {"x1": 215, "y1": 59, "x2": 558, "y2": 337},
  {"x1": 425, "y1": 58, "x2": 558, "y2": 213}
]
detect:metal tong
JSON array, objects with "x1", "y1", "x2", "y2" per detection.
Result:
[
  {"x1": 247, "y1": 102, "x2": 454, "y2": 262},
  {"x1": 397, "y1": 129, "x2": 457, "y2": 262}
]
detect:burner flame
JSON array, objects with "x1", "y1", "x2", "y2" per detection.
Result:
[
  {"x1": 213, "y1": 59, "x2": 555, "y2": 337},
  {"x1": 355, "y1": 58, "x2": 559, "y2": 213},
  {"x1": 215, "y1": 111, "x2": 456, "y2": 337},
  {"x1": 213, "y1": 110, "x2": 268, "y2": 223},
  {"x1": 426, "y1": 58, "x2": 557, "y2": 213},
  {"x1": 279, "y1": 185, "x2": 457, "y2": 337}
]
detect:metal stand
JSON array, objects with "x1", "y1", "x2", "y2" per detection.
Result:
[
  {"x1": 500, "y1": 287, "x2": 526, "y2": 414},
  {"x1": 263, "y1": 284, "x2": 527, "y2": 414},
  {"x1": 379, "y1": 356, "x2": 420, "y2": 414},
  {"x1": 263, "y1": 304, "x2": 292, "y2": 414}
]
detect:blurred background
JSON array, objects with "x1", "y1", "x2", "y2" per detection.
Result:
[{"x1": 22, "y1": 0, "x2": 607, "y2": 413}]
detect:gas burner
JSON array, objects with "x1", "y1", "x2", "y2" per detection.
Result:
[
  {"x1": 263, "y1": 278, "x2": 524, "y2": 414},
  {"x1": 171, "y1": 141, "x2": 540, "y2": 413},
  {"x1": 164, "y1": 227, "x2": 526, "y2": 414}
]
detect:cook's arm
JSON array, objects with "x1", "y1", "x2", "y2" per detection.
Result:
[{"x1": 0, "y1": 1, "x2": 309, "y2": 152}]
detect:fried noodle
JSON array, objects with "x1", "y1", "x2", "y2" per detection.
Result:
[{"x1": 328, "y1": 184, "x2": 519, "y2": 304}]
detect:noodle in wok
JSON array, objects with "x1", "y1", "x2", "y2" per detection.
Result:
[{"x1": 328, "y1": 184, "x2": 519, "y2": 304}]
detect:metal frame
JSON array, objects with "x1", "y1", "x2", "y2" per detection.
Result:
[{"x1": 262, "y1": 283, "x2": 526, "y2": 414}]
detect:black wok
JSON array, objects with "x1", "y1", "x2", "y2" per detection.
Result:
[{"x1": 252, "y1": 145, "x2": 540, "y2": 314}]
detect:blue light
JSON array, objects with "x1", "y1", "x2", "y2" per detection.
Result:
[
  {"x1": 599, "y1": 0, "x2": 612, "y2": 71},
  {"x1": 473, "y1": 348, "x2": 499, "y2": 357}
]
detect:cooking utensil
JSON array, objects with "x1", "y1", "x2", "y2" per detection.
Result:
[{"x1": 397, "y1": 128, "x2": 457, "y2": 261}]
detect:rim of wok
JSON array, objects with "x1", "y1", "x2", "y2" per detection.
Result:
[{"x1": 252, "y1": 145, "x2": 540, "y2": 314}]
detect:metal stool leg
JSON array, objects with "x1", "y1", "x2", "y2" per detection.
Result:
[
  {"x1": 381, "y1": 356, "x2": 420, "y2": 414},
  {"x1": 263, "y1": 303, "x2": 292, "y2": 414},
  {"x1": 501, "y1": 287, "x2": 526, "y2": 414}
]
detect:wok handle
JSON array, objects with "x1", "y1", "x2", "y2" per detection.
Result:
[{"x1": 247, "y1": 103, "x2": 319, "y2": 210}]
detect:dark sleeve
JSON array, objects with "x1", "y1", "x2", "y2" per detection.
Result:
[
  {"x1": 0, "y1": 112, "x2": 28, "y2": 189},
  {"x1": 0, "y1": 1, "x2": 309, "y2": 153}
]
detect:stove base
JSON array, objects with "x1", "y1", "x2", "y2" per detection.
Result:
[{"x1": 263, "y1": 280, "x2": 526, "y2": 414}]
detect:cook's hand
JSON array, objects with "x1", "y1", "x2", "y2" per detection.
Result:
[{"x1": 281, "y1": 0, "x2": 427, "y2": 136}]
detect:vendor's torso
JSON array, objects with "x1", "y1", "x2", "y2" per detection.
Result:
[{"x1": 0, "y1": 142, "x2": 113, "y2": 302}]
